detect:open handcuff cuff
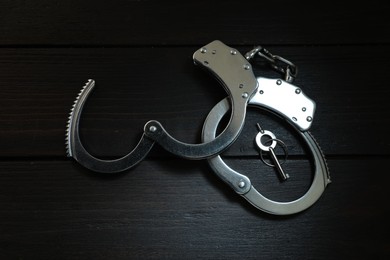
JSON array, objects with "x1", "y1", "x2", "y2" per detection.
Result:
[{"x1": 66, "y1": 40, "x2": 331, "y2": 215}]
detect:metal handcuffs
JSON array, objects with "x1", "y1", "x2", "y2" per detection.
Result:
[{"x1": 66, "y1": 40, "x2": 330, "y2": 215}]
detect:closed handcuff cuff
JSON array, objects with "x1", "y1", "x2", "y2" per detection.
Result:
[{"x1": 66, "y1": 40, "x2": 331, "y2": 215}]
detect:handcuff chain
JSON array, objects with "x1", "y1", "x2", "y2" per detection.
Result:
[{"x1": 245, "y1": 46, "x2": 298, "y2": 83}]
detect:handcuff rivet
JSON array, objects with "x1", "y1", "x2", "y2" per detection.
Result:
[
  {"x1": 295, "y1": 88, "x2": 301, "y2": 94},
  {"x1": 259, "y1": 90, "x2": 264, "y2": 94},
  {"x1": 244, "y1": 64, "x2": 250, "y2": 70},
  {"x1": 242, "y1": 92, "x2": 248, "y2": 98},
  {"x1": 307, "y1": 116, "x2": 313, "y2": 122},
  {"x1": 200, "y1": 48, "x2": 207, "y2": 53},
  {"x1": 149, "y1": 126, "x2": 157, "y2": 133},
  {"x1": 276, "y1": 79, "x2": 282, "y2": 85},
  {"x1": 212, "y1": 50, "x2": 216, "y2": 54},
  {"x1": 230, "y1": 49, "x2": 237, "y2": 55},
  {"x1": 238, "y1": 181, "x2": 245, "y2": 188},
  {"x1": 239, "y1": 83, "x2": 244, "y2": 89},
  {"x1": 302, "y1": 107, "x2": 306, "y2": 111}
]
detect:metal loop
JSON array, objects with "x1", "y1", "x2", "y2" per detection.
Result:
[{"x1": 259, "y1": 138, "x2": 288, "y2": 167}]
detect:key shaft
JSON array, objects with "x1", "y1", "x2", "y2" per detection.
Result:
[{"x1": 268, "y1": 147, "x2": 289, "y2": 180}]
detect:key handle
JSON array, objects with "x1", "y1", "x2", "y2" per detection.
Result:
[{"x1": 255, "y1": 130, "x2": 277, "y2": 152}]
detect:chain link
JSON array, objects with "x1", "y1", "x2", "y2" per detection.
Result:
[{"x1": 245, "y1": 46, "x2": 298, "y2": 83}]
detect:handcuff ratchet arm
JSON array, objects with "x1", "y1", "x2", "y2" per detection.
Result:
[
  {"x1": 66, "y1": 79, "x2": 155, "y2": 173},
  {"x1": 66, "y1": 40, "x2": 258, "y2": 172}
]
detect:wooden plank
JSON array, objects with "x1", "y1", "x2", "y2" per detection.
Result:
[
  {"x1": 0, "y1": 158, "x2": 388, "y2": 259},
  {"x1": 0, "y1": 46, "x2": 389, "y2": 157},
  {"x1": 0, "y1": 1, "x2": 389, "y2": 46}
]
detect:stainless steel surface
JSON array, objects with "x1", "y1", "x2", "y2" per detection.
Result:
[
  {"x1": 201, "y1": 99, "x2": 251, "y2": 194},
  {"x1": 202, "y1": 97, "x2": 331, "y2": 215},
  {"x1": 250, "y1": 77, "x2": 316, "y2": 131}
]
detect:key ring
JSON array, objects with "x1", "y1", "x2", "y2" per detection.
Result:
[
  {"x1": 258, "y1": 138, "x2": 288, "y2": 167},
  {"x1": 66, "y1": 40, "x2": 258, "y2": 173}
]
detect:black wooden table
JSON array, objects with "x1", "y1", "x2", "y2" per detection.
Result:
[{"x1": 1, "y1": 2, "x2": 389, "y2": 259}]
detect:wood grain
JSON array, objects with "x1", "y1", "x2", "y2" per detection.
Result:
[
  {"x1": 0, "y1": 159, "x2": 387, "y2": 259},
  {"x1": 0, "y1": 1, "x2": 389, "y2": 46}
]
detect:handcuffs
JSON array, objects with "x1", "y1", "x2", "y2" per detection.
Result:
[{"x1": 66, "y1": 40, "x2": 331, "y2": 215}]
